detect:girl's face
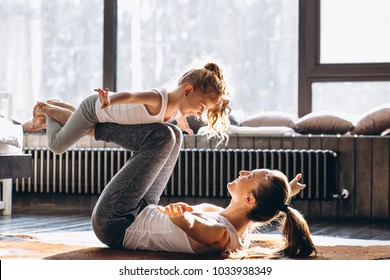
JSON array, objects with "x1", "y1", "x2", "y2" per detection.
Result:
[{"x1": 180, "y1": 89, "x2": 217, "y2": 117}]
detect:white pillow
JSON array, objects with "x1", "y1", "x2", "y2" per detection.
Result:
[
  {"x1": 240, "y1": 111, "x2": 298, "y2": 129},
  {"x1": 227, "y1": 125, "x2": 296, "y2": 136},
  {"x1": 0, "y1": 117, "x2": 23, "y2": 148},
  {"x1": 196, "y1": 124, "x2": 296, "y2": 136}
]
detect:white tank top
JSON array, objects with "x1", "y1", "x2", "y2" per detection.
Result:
[
  {"x1": 95, "y1": 88, "x2": 172, "y2": 124},
  {"x1": 122, "y1": 205, "x2": 243, "y2": 254}
]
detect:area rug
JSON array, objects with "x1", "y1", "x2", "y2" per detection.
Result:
[{"x1": 1, "y1": 232, "x2": 390, "y2": 260}]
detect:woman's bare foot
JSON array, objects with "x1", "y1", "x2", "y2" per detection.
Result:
[
  {"x1": 28, "y1": 116, "x2": 46, "y2": 131},
  {"x1": 37, "y1": 102, "x2": 74, "y2": 126},
  {"x1": 47, "y1": 99, "x2": 76, "y2": 112}
]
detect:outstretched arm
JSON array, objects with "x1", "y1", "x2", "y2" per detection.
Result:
[
  {"x1": 94, "y1": 88, "x2": 162, "y2": 111},
  {"x1": 158, "y1": 203, "x2": 229, "y2": 251}
]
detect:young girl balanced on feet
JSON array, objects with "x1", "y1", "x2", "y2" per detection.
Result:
[{"x1": 33, "y1": 62, "x2": 230, "y2": 154}]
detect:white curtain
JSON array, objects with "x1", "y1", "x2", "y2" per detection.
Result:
[
  {"x1": 0, "y1": 0, "x2": 103, "y2": 123},
  {"x1": 0, "y1": 0, "x2": 40, "y2": 122}
]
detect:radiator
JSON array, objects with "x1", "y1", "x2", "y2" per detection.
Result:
[
  {"x1": 15, "y1": 148, "x2": 132, "y2": 194},
  {"x1": 15, "y1": 148, "x2": 338, "y2": 200}
]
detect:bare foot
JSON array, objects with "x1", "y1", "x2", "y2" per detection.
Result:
[
  {"x1": 37, "y1": 102, "x2": 74, "y2": 126},
  {"x1": 47, "y1": 99, "x2": 76, "y2": 112},
  {"x1": 28, "y1": 116, "x2": 46, "y2": 131},
  {"x1": 94, "y1": 88, "x2": 110, "y2": 109},
  {"x1": 33, "y1": 102, "x2": 45, "y2": 117}
]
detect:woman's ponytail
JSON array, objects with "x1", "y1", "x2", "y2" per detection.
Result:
[{"x1": 276, "y1": 206, "x2": 317, "y2": 258}]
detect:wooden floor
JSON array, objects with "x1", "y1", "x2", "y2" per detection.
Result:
[
  {"x1": 0, "y1": 207, "x2": 92, "y2": 235},
  {"x1": 1, "y1": 206, "x2": 390, "y2": 241}
]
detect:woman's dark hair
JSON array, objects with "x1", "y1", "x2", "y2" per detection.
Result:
[{"x1": 247, "y1": 170, "x2": 317, "y2": 258}]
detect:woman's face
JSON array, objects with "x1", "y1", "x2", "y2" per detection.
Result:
[{"x1": 227, "y1": 169, "x2": 270, "y2": 199}]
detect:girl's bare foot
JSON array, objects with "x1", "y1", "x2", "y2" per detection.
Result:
[
  {"x1": 47, "y1": 99, "x2": 76, "y2": 112},
  {"x1": 37, "y1": 102, "x2": 74, "y2": 126},
  {"x1": 33, "y1": 102, "x2": 45, "y2": 117},
  {"x1": 28, "y1": 116, "x2": 46, "y2": 131}
]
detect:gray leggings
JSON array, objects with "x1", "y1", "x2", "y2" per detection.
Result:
[
  {"x1": 91, "y1": 122, "x2": 183, "y2": 248},
  {"x1": 46, "y1": 94, "x2": 99, "y2": 154}
]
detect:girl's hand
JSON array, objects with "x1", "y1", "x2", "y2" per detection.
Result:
[
  {"x1": 176, "y1": 115, "x2": 194, "y2": 135},
  {"x1": 94, "y1": 88, "x2": 110, "y2": 109},
  {"x1": 158, "y1": 202, "x2": 194, "y2": 217},
  {"x1": 181, "y1": 126, "x2": 194, "y2": 135}
]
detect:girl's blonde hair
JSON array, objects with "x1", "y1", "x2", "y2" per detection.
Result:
[{"x1": 177, "y1": 62, "x2": 231, "y2": 145}]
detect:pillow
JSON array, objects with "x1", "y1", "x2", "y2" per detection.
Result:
[
  {"x1": 0, "y1": 117, "x2": 23, "y2": 148},
  {"x1": 186, "y1": 115, "x2": 206, "y2": 134},
  {"x1": 0, "y1": 143, "x2": 22, "y2": 154},
  {"x1": 350, "y1": 104, "x2": 390, "y2": 135},
  {"x1": 381, "y1": 128, "x2": 390, "y2": 136},
  {"x1": 227, "y1": 125, "x2": 296, "y2": 136},
  {"x1": 295, "y1": 111, "x2": 357, "y2": 134},
  {"x1": 169, "y1": 116, "x2": 206, "y2": 134},
  {"x1": 228, "y1": 109, "x2": 248, "y2": 125},
  {"x1": 197, "y1": 125, "x2": 296, "y2": 136},
  {"x1": 240, "y1": 111, "x2": 298, "y2": 129}
]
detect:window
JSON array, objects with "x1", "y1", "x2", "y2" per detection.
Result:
[
  {"x1": 5, "y1": 1, "x2": 388, "y2": 122},
  {"x1": 320, "y1": 0, "x2": 390, "y2": 64},
  {"x1": 0, "y1": 0, "x2": 103, "y2": 122},
  {"x1": 298, "y1": 0, "x2": 390, "y2": 117},
  {"x1": 117, "y1": 0, "x2": 299, "y2": 115},
  {"x1": 312, "y1": 81, "x2": 390, "y2": 114}
]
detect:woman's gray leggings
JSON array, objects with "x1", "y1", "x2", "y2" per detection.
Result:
[{"x1": 91, "y1": 122, "x2": 183, "y2": 248}]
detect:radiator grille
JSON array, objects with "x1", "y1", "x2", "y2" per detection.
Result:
[
  {"x1": 15, "y1": 148, "x2": 337, "y2": 200},
  {"x1": 15, "y1": 148, "x2": 132, "y2": 194}
]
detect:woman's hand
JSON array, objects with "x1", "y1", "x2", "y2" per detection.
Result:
[
  {"x1": 158, "y1": 202, "x2": 229, "y2": 251},
  {"x1": 94, "y1": 88, "x2": 110, "y2": 109},
  {"x1": 158, "y1": 202, "x2": 194, "y2": 217},
  {"x1": 289, "y1": 173, "x2": 306, "y2": 197}
]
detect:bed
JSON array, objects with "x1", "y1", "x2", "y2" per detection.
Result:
[{"x1": 0, "y1": 92, "x2": 32, "y2": 215}]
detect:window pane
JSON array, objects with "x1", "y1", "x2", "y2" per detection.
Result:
[
  {"x1": 312, "y1": 82, "x2": 390, "y2": 114},
  {"x1": 0, "y1": 0, "x2": 103, "y2": 122},
  {"x1": 320, "y1": 0, "x2": 390, "y2": 63},
  {"x1": 117, "y1": 0, "x2": 298, "y2": 115}
]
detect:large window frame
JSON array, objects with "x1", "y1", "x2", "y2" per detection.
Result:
[
  {"x1": 103, "y1": 0, "x2": 390, "y2": 117},
  {"x1": 298, "y1": 0, "x2": 390, "y2": 117},
  {"x1": 103, "y1": 0, "x2": 117, "y2": 90}
]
